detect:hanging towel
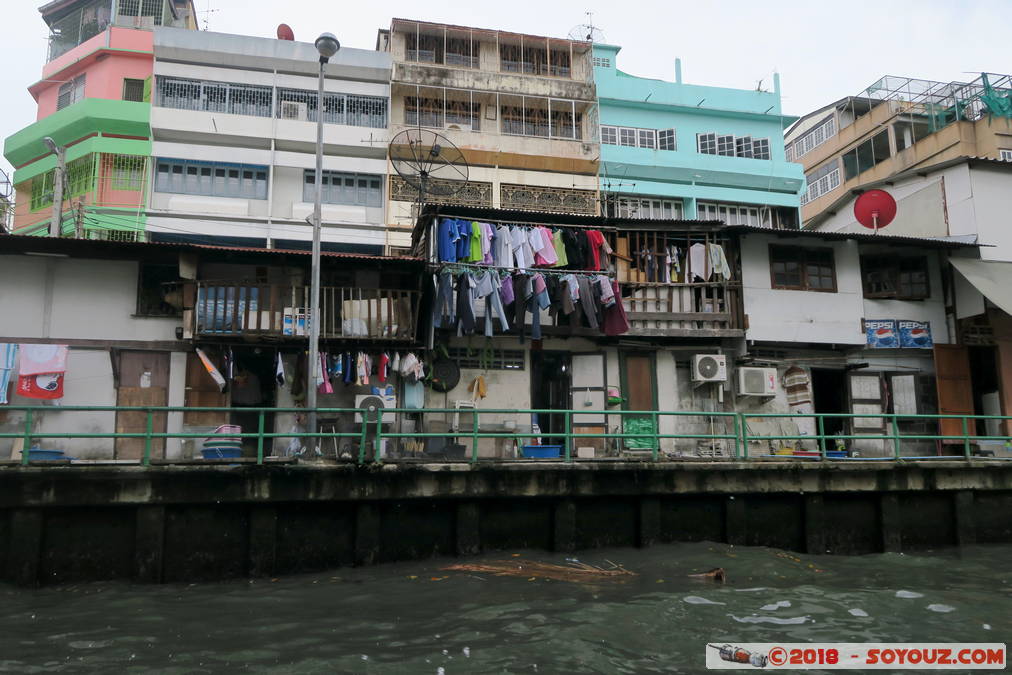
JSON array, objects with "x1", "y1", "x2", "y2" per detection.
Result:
[
  {"x1": 275, "y1": 351, "x2": 286, "y2": 387},
  {"x1": 318, "y1": 354, "x2": 333, "y2": 394},
  {"x1": 468, "y1": 375, "x2": 488, "y2": 400},
  {"x1": 0, "y1": 344, "x2": 17, "y2": 405},
  {"x1": 689, "y1": 243, "x2": 708, "y2": 281},
  {"x1": 378, "y1": 352, "x2": 389, "y2": 383},
  {"x1": 18, "y1": 344, "x2": 68, "y2": 376},
  {"x1": 707, "y1": 243, "x2": 732, "y2": 281},
  {"x1": 392, "y1": 352, "x2": 401, "y2": 371},
  {"x1": 195, "y1": 348, "x2": 226, "y2": 392}
]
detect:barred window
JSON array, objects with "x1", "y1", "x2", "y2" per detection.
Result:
[
  {"x1": 276, "y1": 88, "x2": 387, "y2": 128},
  {"x1": 500, "y1": 44, "x2": 570, "y2": 77},
  {"x1": 29, "y1": 156, "x2": 95, "y2": 211},
  {"x1": 405, "y1": 96, "x2": 480, "y2": 130},
  {"x1": 448, "y1": 347, "x2": 525, "y2": 370},
  {"x1": 155, "y1": 159, "x2": 268, "y2": 199},
  {"x1": 302, "y1": 170, "x2": 382, "y2": 207},
  {"x1": 501, "y1": 104, "x2": 582, "y2": 140},
  {"x1": 57, "y1": 75, "x2": 86, "y2": 111},
  {"x1": 157, "y1": 77, "x2": 272, "y2": 117},
  {"x1": 111, "y1": 155, "x2": 145, "y2": 191},
  {"x1": 122, "y1": 78, "x2": 145, "y2": 102}
]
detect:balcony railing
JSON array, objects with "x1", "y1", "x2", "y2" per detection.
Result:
[{"x1": 193, "y1": 283, "x2": 418, "y2": 340}]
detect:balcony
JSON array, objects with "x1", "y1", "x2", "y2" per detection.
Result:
[{"x1": 191, "y1": 283, "x2": 419, "y2": 341}]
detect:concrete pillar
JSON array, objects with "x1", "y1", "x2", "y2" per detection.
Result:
[
  {"x1": 354, "y1": 503, "x2": 381, "y2": 566},
  {"x1": 953, "y1": 490, "x2": 976, "y2": 547},
  {"x1": 553, "y1": 499, "x2": 576, "y2": 553},
  {"x1": 683, "y1": 197, "x2": 698, "y2": 220},
  {"x1": 455, "y1": 502, "x2": 481, "y2": 556},
  {"x1": 7, "y1": 509, "x2": 43, "y2": 587},
  {"x1": 804, "y1": 494, "x2": 826, "y2": 554},
  {"x1": 637, "y1": 498, "x2": 660, "y2": 548},
  {"x1": 724, "y1": 496, "x2": 745, "y2": 546},
  {"x1": 134, "y1": 506, "x2": 165, "y2": 584},
  {"x1": 248, "y1": 506, "x2": 278, "y2": 577},
  {"x1": 879, "y1": 493, "x2": 902, "y2": 553}
]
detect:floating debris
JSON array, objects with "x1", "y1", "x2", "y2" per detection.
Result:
[
  {"x1": 441, "y1": 559, "x2": 635, "y2": 583},
  {"x1": 688, "y1": 567, "x2": 727, "y2": 583}
]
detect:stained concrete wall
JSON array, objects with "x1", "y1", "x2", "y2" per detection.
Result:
[{"x1": 1, "y1": 462, "x2": 1009, "y2": 586}]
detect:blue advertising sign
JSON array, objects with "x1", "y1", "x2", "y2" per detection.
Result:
[
  {"x1": 898, "y1": 320, "x2": 933, "y2": 349},
  {"x1": 865, "y1": 319, "x2": 898, "y2": 348}
]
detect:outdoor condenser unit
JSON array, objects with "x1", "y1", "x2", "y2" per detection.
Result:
[
  {"x1": 692, "y1": 354, "x2": 727, "y2": 382},
  {"x1": 354, "y1": 394, "x2": 397, "y2": 424},
  {"x1": 738, "y1": 367, "x2": 778, "y2": 396}
]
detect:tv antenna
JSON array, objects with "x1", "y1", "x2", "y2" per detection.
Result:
[
  {"x1": 389, "y1": 128, "x2": 469, "y2": 212},
  {"x1": 568, "y1": 11, "x2": 605, "y2": 43},
  {"x1": 198, "y1": 0, "x2": 219, "y2": 30}
]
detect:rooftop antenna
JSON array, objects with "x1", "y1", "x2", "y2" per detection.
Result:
[
  {"x1": 198, "y1": 0, "x2": 219, "y2": 30},
  {"x1": 568, "y1": 11, "x2": 605, "y2": 43}
]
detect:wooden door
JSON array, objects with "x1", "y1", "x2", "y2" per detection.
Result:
[
  {"x1": 621, "y1": 352, "x2": 657, "y2": 449},
  {"x1": 115, "y1": 351, "x2": 169, "y2": 460},
  {"x1": 183, "y1": 351, "x2": 229, "y2": 427},
  {"x1": 934, "y1": 345, "x2": 974, "y2": 440}
]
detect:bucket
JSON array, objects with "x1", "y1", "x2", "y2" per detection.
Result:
[
  {"x1": 202, "y1": 447, "x2": 242, "y2": 459},
  {"x1": 522, "y1": 445, "x2": 561, "y2": 459},
  {"x1": 27, "y1": 449, "x2": 67, "y2": 461}
]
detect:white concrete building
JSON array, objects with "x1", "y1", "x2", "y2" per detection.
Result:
[{"x1": 149, "y1": 27, "x2": 391, "y2": 253}]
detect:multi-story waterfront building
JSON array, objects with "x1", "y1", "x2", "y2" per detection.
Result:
[
  {"x1": 377, "y1": 19, "x2": 601, "y2": 249},
  {"x1": 787, "y1": 73, "x2": 1012, "y2": 225},
  {"x1": 148, "y1": 27, "x2": 391, "y2": 252},
  {"x1": 3, "y1": 0, "x2": 197, "y2": 239},
  {"x1": 592, "y1": 45, "x2": 804, "y2": 228}
]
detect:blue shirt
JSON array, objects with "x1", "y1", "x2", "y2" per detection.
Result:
[
  {"x1": 454, "y1": 219, "x2": 471, "y2": 261},
  {"x1": 437, "y1": 218, "x2": 459, "y2": 262}
]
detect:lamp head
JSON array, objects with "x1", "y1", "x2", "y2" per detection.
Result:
[
  {"x1": 315, "y1": 33, "x2": 340, "y2": 62},
  {"x1": 43, "y1": 137, "x2": 58, "y2": 154}
]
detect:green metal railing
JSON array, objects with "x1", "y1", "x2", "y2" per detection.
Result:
[{"x1": 0, "y1": 405, "x2": 1010, "y2": 467}]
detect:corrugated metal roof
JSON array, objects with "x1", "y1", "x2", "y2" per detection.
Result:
[{"x1": 725, "y1": 224, "x2": 978, "y2": 248}]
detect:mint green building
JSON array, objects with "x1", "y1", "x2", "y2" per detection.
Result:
[{"x1": 593, "y1": 44, "x2": 805, "y2": 227}]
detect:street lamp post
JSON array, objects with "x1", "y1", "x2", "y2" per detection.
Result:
[
  {"x1": 305, "y1": 32, "x2": 341, "y2": 454},
  {"x1": 43, "y1": 137, "x2": 65, "y2": 238}
]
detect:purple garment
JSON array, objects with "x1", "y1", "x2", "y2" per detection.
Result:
[
  {"x1": 499, "y1": 274, "x2": 514, "y2": 305},
  {"x1": 482, "y1": 222, "x2": 495, "y2": 265}
]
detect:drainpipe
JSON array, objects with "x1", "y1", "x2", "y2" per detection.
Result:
[{"x1": 675, "y1": 58, "x2": 682, "y2": 85}]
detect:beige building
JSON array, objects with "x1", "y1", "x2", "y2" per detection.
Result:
[
  {"x1": 377, "y1": 19, "x2": 600, "y2": 250},
  {"x1": 787, "y1": 73, "x2": 1012, "y2": 225}
]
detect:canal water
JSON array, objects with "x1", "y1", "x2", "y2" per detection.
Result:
[{"x1": 1, "y1": 542, "x2": 1008, "y2": 673}]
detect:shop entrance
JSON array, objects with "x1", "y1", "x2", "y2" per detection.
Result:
[
  {"x1": 811, "y1": 368, "x2": 848, "y2": 439},
  {"x1": 530, "y1": 350, "x2": 571, "y2": 444},
  {"x1": 969, "y1": 345, "x2": 1000, "y2": 436}
]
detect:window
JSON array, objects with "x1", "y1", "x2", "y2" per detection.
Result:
[
  {"x1": 790, "y1": 115, "x2": 836, "y2": 160},
  {"x1": 698, "y1": 201, "x2": 765, "y2": 226},
  {"x1": 158, "y1": 77, "x2": 272, "y2": 117},
  {"x1": 116, "y1": 0, "x2": 164, "y2": 27},
  {"x1": 110, "y1": 155, "x2": 145, "y2": 191},
  {"x1": 697, "y1": 132, "x2": 716, "y2": 154},
  {"x1": 155, "y1": 159, "x2": 268, "y2": 199},
  {"x1": 801, "y1": 159, "x2": 841, "y2": 205},
  {"x1": 861, "y1": 256, "x2": 929, "y2": 300},
  {"x1": 592, "y1": 56, "x2": 611, "y2": 68},
  {"x1": 600, "y1": 125, "x2": 662, "y2": 149},
  {"x1": 499, "y1": 43, "x2": 570, "y2": 77},
  {"x1": 122, "y1": 78, "x2": 145, "y2": 102},
  {"x1": 612, "y1": 195, "x2": 683, "y2": 220},
  {"x1": 770, "y1": 245, "x2": 837, "y2": 292},
  {"x1": 658, "y1": 128, "x2": 676, "y2": 151},
  {"x1": 405, "y1": 31, "x2": 479, "y2": 68},
  {"x1": 1000, "y1": 149, "x2": 1012, "y2": 161},
  {"x1": 30, "y1": 156, "x2": 96, "y2": 211},
  {"x1": 501, "y1": 104, "x2": 582, "y2": 140},
  {"x1": 842, "y1": 130, "x2": 890, "y2": 181},
  {"x1": 275, "y1": 88, "x2": 387, "y2": 128},
  {"x1": 448, "y1": 347, "x2": 525, "y2": 370},
  {"x1": 699, "y1": 132, "x2": 770, "y2": 158},
  {"x1": 47, "y1": 0, "x2": 112, "y2": 61},
  {"x1": 405, "y1": 97, "x2": 479, "y2": 129},
  {"x1": 303, "y1": 170, "x2": 382, "y2": 207},
  {"x1": 57, "y1": 75, "x2": 86, "y2": 111},
  {"x1": 136, "y1": 263, "x2": 181, "y2": 317},
  {"x1": 30, "y1": 172, "x2": 55, "y2": 211}
]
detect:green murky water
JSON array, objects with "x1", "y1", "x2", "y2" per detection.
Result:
[{"x1": 1, "y1": 542, "x2": 1009, "y2": 673}]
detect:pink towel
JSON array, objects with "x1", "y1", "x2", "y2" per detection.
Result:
[{"x1": 18, "y1": 344, "x2": 68, "y2": 376}]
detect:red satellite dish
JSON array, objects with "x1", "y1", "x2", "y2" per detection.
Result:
[
  {"x1": 853, "y1": 189, "x2": 897, "y2": 231},
  {"x1": 277, "y1": 24, "x2": 295, "y2": 41}
]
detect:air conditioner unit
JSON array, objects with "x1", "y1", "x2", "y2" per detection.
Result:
[
  {"x1": 738, "y1": 367, "x2": 778, "y2": 396},
  {"x1": 355, "y1": 394, "x2": 397, "y2": 424},
  {"x1": 280, "y1": 101, "x2": 308, "y2": 121},
  {"x1": 692, "y1": 354, "x2": 727, "y2": 383},
  {"x1": 445, "y1": 123, "x2": 472, "y2": 132}
]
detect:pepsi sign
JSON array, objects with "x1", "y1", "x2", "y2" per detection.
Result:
[
  {"x1": 865, "y1": 319, "x2": 898, "y2": 348},
  {"x1": 898, "y1": 320, "x2": 933, "y2": 349}
]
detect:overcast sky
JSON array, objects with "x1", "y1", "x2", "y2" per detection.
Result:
[{"x1": 2, "y1": 0, "x2": 1010, "y2": 180}]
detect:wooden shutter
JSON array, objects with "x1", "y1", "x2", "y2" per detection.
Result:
[{"x1": 933, "y1": 345, "x2": 974, "y2": 440}]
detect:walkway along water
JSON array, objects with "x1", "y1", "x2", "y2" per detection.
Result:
[{"x1": 1, "y1": 406, "x2": 1011, "y2": 586}]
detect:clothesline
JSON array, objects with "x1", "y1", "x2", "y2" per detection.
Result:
[
  {"x1": 436, "y1": 261, "x2": 616, "y2": 278},
  {"x1": 431, "y1": 213, "x2": 619, "y2": 232}
]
